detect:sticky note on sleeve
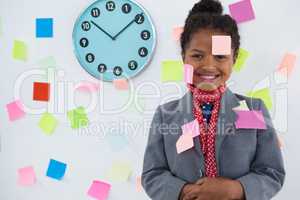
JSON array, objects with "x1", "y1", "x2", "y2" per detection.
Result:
[
  {"x1": 6, "y1": 100, "x2": 25, "y2": 121},
  {"x1": 18, "y1": 166, "x2": 36, "y2": 186},
  {"x1": 46, "y1": 159, "x2": 67, "y2": 180},
  {"x1": 87, "y1": 180, "x2": 111, "y2": 200},
  {"x1": 12, "y1": 40, "x2": 28, "y2": 61},
  {"x1": 38, "y1": 112, "x2": 58, "y2": 135},
  {"x1": 235, "y1": 110, "x2": 266, "y2": 129},
  {"x1": 161, "y1": 60, "x2": 183, "y2": 82},
  {"x1": 229, "y1": 0, "x2": 255, "y2": 24}
]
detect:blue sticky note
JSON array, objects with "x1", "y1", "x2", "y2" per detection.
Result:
[
  {"x1": 36, "y1": 18, "x2": 53, "y2": 38},
  {"x1": 46, "y1": 159, "x2": 67, "y2": 180}
]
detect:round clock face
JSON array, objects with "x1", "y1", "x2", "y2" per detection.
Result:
[{"x1": 72, "y1": 0, "x2": 156, "y2": 82}]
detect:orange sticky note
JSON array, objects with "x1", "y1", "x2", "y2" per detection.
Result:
[
  {"x1": 33, "y1": 82, "x2": 50, "y2": 101},
  {"x1": 176, "y1": 134, "x2": 194, "y2": 154},
  {"x1": 172, "y1": 27, "x2": 184, "y2": 41},
  {"x1": 212, "y1": 35, "x2": 231, "y2": 55},
  {"x1": 113, "y1": 79, "x2": 129, "y2": 90},
  {"x1": 18, "y1": 166, "x2": 36, "y2": 186},
  {"x1": 277, "y1": 53, "x2": 297, "y2": 77}
]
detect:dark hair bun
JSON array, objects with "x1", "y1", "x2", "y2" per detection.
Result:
[{"x1": 191, "y1": 0, "x2": 223, "y2": 15}]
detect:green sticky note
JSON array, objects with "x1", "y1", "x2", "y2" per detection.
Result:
[
  {"x1": 106, "y1": 161, "x2": 132, "y2": 182},
  {"x1": 233, "y1": 48, "x2": 250, "y2": 72},
  {"x1": 37, "y1": 56, "x2": 57, "y2": 68},
  {"x1": 247, "y1": 88, "x2": 272, "y2": 110},
  {"x1": 67, "y1": 107, "x2": 88, "y2": 129},
  {"x1": 39, "y1": 113, "x2": 58, "y2": 135},
  {"x1": 161, "y1": 60, "x2": 183, "y2": 82},
  {"x1": 12, "y1": 40, "x2": 28, "y2": 61}
]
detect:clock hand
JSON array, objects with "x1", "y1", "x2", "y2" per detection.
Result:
[
  {"x1": 90, "y1": 20, "x2": 115, "y2": 40},
  {"x1": 113, "y1": 13, "x2": 144, "y2": 40}
]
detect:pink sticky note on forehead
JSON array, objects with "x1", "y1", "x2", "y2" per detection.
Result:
[
  {"x1": 18, "y1": 166, "x2": 36, "y2": 186},
  {"x1": 87, "y1": 180, "x2": 111, "y2": 200},
  {"x1": 212, "y1": 36, "x2": 231, "y2": 55},
  {"x1": 6, "y1": 100, "x2": 25, "y2": 121},
  {"x1": 176, "y1": 134, "x2": 194, "y2": 154},
  {"x1": 181, "y1": 119, "x2": 200, "y2": 138},
  {"x1": 184, "y1": 64, "x2": 194, "y2": 84},
  {"x1": 229, "y1": 0, "x2": 255, "y2": 24},
  {"x1": 235, "y1": 110, "x2": 267, "y2": 129}
]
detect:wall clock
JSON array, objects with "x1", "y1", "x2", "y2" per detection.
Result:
[{"x1": 72, "y1": 0, "x2": 156, "y2": 82}]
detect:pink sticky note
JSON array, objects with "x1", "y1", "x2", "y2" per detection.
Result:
[
  {"x1": 18, "y1": 166, "x2": 36, "y2": 186},
  {"x1": 6, "y1": 100, "x2": 25, "y2": 121},
  {"x1": 113, "y1": 79, "x2": 129, "y2": 90},
  {"x1": 172, "y1": 27, "x2": 184, "y2": 41},
  {"x1": 87, "y1": 180, "x2": 111, "y2": 200},
  {"x1": 277, "y1": 53, "x2": 297, "y2": 77},
  {"x1": 76, "y1": 82, "x2": 100, "y2": 92},
  {"x1": 212, "y1": 36, "x2": 231, "y2": 55},
  {"x1": 136, "y1": 176, "x2": 142, "y2": 192},
  {"x1": 176, "y1": 134, "x2": 194, "y2": 154},
  {"x1": 235, "y1": 110, "x2": 266, "y2": 129},
  {"x1": 229, "y1": 0, "x2": 255, "y2": 24},
  {"x1": 181, "y1": 119, "x2": 200, "y2": 138},
  {"x1": 184, "y1": 64, "x2": 194, "y2": 84}
]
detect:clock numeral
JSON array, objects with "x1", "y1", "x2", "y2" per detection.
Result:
[
  {"x1": 106, "y1": 1, "x2": 116, "y2": 11},
  {"x1": 122, "y1": 3, "x2": 132, "y2": 14},
  {"x1": 91, "y1": 8, "x2": 100, "y2": 17},
  {"x1": 128, "y1": 60, "x2": 138, "y2": 70},
  {"x1": 135, "y1": 14, "x2": 144, "y2": 24},
  {"x1": 79, "y1": 38, "x2": 89, "y2": 48},
  {"x1": 113, "y1": 66, "x2": 123, "y2": 76},
  {"x1": 98, "y1": 64, "x2": 107, "y2": 73},
  {"x1": 86, "y1": 53, "x2": 95, "y2": 63},
  {"x1": 138, "y1": 47, "x2": 148, "y2": 57},
  {"x1": 82, "y1": 21, "x2": 91, "y2": 31},
  {"x1": 141, "y1": 30, "x2": 151, "y2": 40}
]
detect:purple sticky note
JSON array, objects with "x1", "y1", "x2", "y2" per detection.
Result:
[
  {"x1": 235, "y1": 110, "x2": 266, "y2": 129},
  {"x1": 6, "y1": 100, "x2": 25, "y2": 121},
  {"x1": 229, "y1": 0, "x2": 255, "y2": 24},
  {"x1": 87, "y1": 180, "x2": 111, "y2": 200},
  {"x1": 18, "y1": 166, "x2": 36, "y2": 186}
]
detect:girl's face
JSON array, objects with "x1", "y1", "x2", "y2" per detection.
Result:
[{"x1": 183, "y1": 29, "x2": 235, "y2": 91}]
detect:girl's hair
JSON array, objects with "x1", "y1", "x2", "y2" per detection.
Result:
[{"x1": 180, "y1": 0, "x2": 240, "y2": 59}]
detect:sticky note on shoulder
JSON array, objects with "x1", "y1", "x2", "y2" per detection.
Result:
[
  {"x1": 87, "y1": 180, "x2": 111, "y2": 200},
  {"x1": 212, "y1": 35, "x2": 231, "y2": 55},
  {"x1": 161, "y1": 60, "x2": 183, "y2": 82},
  {"x1": 229, "y1": 0, "x2": 255, "y2": 24},
  {"x1": 12, "y1": 40, "x2": 28, "y2": 61},
  {"x1": 46, "y1": 159, "x2": 67, "y2": 180},
  {"x1": 18, "y1": 166, "x2": 36, "y2": 186},
  {"x1": 6, "y1": 100, "x2": 25, "y2": 121},
  {"x1": 39, "y1": 112, "x2": 58, "y2": 135},
  {"x1": 67, "y1": 107, "x2": 89, "y2": 129}
]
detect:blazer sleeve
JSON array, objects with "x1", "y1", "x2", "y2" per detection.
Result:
[
  {"x1": 141, "y1": 106, "x2": 187, "y2": 200},
  {"x1": 237, "y1": 99, "x2": 286, "y2": 200}
]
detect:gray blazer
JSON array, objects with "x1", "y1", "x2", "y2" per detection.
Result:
[{"x1": 141, "y1": 88, "x2": 285, "y2": 200}]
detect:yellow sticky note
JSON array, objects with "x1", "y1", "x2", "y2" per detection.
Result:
[
  {"x1": 161, "y1": 60, "x2": 183, "y2": 82},
  {"x1": 233, "y1": 48, "x2": 250, "y2": 72},
  {"x1": 12, "y1": 40, "x2": 28, "y2": 61},
  {"x1": 247, "y1": 88, "x2": 272, "y2": 110},
  {"x1": 67, "y1": 107, "x2": 89, "y2": 129},
  {"x1": 106, "y1": 161, "x2": 132, "y2": 182},
  {"x1": 39, "y1": 112, "x2": 58, "y2": 135}
]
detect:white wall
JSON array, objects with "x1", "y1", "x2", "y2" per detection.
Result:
[{"x1": 0, "y1": 0, "x2": 299, "y2": 199}]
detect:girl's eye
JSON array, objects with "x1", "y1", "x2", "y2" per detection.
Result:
[
  {"x1": 191, "y1": 54, "x2": 203, "y2": 59},
  {"x1": 215, "y1": 55, "x2": 227, "y2": 60}
]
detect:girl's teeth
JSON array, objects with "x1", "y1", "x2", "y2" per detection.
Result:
[{"x1": 200, "y1": 75, "x2": 217, "y2": 80}]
